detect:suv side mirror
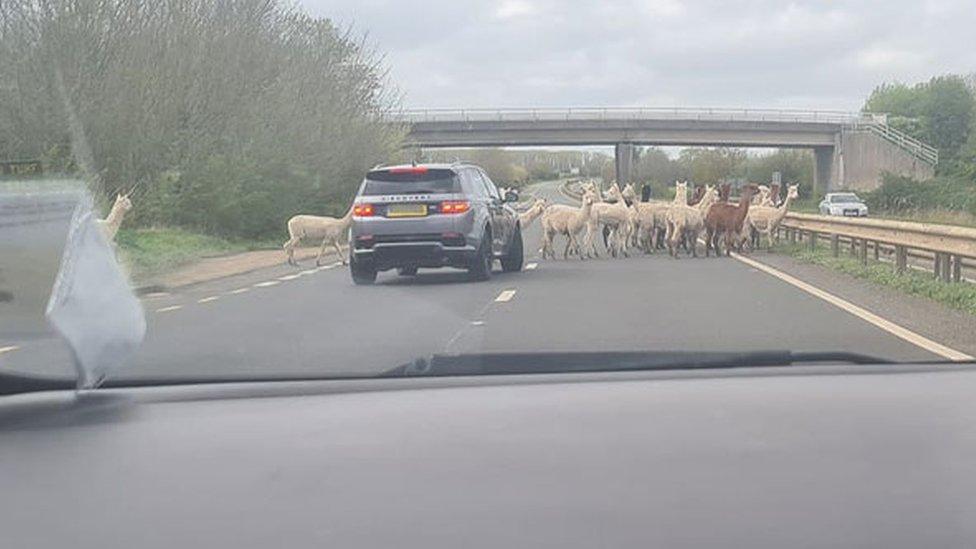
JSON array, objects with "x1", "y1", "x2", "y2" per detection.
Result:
[{"x1": 503, "y1": 189, "x2": 519, "y2": 203}]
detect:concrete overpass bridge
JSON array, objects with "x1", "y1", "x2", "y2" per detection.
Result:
[{"x1": 395, "y1": 107, "x2": 937, "y2": 193}]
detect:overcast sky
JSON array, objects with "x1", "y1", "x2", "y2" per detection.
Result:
[{"x1": 302, "y1": 0, "x2": 975, "y2": 112}]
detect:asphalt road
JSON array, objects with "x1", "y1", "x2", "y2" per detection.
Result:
[{"x1": 0, "y1": 179, "x2": 950, "y2": 381}]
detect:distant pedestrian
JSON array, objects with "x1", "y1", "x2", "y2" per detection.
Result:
[{"x1": 640, "y1": 184, "x2": 651, "y2": 202}]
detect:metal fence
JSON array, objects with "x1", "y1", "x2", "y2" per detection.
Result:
[
  {"x1": 778, "y1": 213, "x2": 976, "y2": 283},
  {"x1": 393, "y1": 107, "x2": 879, "y2": 125}
]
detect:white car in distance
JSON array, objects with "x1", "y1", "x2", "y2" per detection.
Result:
[{"x1": 819, "y1": 192, "x2": 868, "y2": 217}]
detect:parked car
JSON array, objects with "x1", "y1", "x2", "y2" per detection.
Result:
[
  {"x1": 819, "y1": 192, "x2": 869, "y2": 217},
  {"x1": 349, "y1": 163, "x2": 523, "y2": 284}
]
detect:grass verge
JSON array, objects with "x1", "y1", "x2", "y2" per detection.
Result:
[
  {"x1": 115, "y1": 228, "x2": 278, "y2": 281},
  {"x1": 772, "y1": 242, "x2": 976, "y2": 316}
]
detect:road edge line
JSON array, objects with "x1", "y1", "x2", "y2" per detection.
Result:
[{"x1": 732, "y1": 252, "x2": 973, "y2": 361}]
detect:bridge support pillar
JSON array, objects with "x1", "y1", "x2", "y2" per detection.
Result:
[
  {"x1": 813, "y1": 146, "x2": 835, "y2": 196},
  {"x1": 615, "y1": 143, "x2": 635, "y2": 186}
]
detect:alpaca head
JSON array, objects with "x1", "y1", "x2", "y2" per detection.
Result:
[
  {"x1": 621, "y1": 183, "x2": 637, "y2": 203},
  {"x1": 786, "y1": 184, "x2": 799, "y2": 200},
  {"x1": 114, "y1": 192, "x2": 133, "y2": 213}
]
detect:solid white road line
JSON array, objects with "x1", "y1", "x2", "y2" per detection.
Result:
[
  {"x1": 278, "y1": 274, "x2": 301, "y2": 281},
  {"x1": 156, "y1": 305, "x2": 183, "y2": 313},
  {"x1": 197, "y1": 296, "x2": 219, "y2": 304},
  {"x1": 495, "y1": 289, "x2": 517, "y2": 302},
  {"x1": 229, "y1": 287, "x2": 250, "y2": 294},
  {"x1": 300, "y1": 269, "x2": 318, "y2": 276},
  {"x1": 733, "y1": 253, "x2": 973, "y2": 361},
  {"x1": 0, "y1": 345, "x2": 19, "y2": 355},
  {"x1": 253, "y1": 281, "x2": 280, "y2": 288},
  {"x1": 525, "y1": 262, "x2": 538, "y2": 270}
]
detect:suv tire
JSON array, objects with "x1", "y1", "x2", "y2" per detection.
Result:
[
  {"x1": 350, "y1": 254, "x2": 377, "y2": 285},
  {"x1": 468, "y1": 229, "x2": 493, "y2": 281},
  {"x1": 397, "y1": 266, "x2": 418, "y2": 277},
  {"x1": 500, "y1": 225, "x2": 524, "y2": 272}
]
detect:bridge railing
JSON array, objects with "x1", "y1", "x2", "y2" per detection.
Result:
[
  {"x1": 778, "y1": 213, "x2": 975, "y2": 283},
  {"x1": 852, "y1": 122, "x2": 939, "y2": 165},
  {"x1": 394, "y1": 107, "x2": 876, "y2": 125}
]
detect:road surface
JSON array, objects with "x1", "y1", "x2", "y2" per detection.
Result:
[{"x1": 0, "y1": 180, "x2": 961, "y2": 381}]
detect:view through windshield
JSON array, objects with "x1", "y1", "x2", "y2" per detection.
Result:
[{"x1": 2, "y1": 0, "x2": 975, "y2": 385}]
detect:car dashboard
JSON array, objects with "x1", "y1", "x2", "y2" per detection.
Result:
[{"x1": 2, "y1": 363, "x2": 976, "y2": 548}]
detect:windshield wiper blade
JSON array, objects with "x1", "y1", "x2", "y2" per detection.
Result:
[{"x1": 381, "y1": 350, "x2": 890, "y2": 378}]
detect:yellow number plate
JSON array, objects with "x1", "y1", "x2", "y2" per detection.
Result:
[{"x1": 386, "y1": 204, "x2": 428, "y2": 218}]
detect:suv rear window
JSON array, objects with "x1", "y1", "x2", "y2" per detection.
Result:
[{"x1": 361, "y1": 168, "x2": 459, "y2": 195}]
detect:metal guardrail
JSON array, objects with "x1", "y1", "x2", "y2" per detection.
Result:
[
  {"x1": 394, "y1": 107, "x2": 879, "y2": 125},
  {"x1": 779, "y1": 213, "x2": 976, "y2": 282}
]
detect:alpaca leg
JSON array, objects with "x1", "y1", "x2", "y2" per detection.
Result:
[
  {"x1": 283, "y1": 236, "x2": 299, "y2": 266},
  {"x1": 333, "y1": 239, "x2": 346, "y2": 265},
  {"x1": 316, "y1": 237, "x2": 330, "y2": 266}
]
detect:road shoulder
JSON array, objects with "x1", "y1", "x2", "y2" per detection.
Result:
[{"x1": 744, "y1": 252, "x2": 976, "y2": 359}]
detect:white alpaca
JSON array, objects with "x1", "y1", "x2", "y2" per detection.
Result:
[
  {"x1": 96, "y1": 192, "x2": 133, "y2": 241},
  {"x1": 586, "y1": 183, "x2": 632, "y2": 258},
  {"x1": 283, "y1": 205, "x2": 354, "y2": 266},
  {"x1": 518, "y1": 198, "x2": 547, "y2": 228},
  {"x1": 747, "y1": 184, "x2": 799, "y2": 249},
  {"x1": 664, "y1": 182, "x2": 718, "y2": 258},
  {"x1": 541, "y1": 192, "x2": 596, "y2": 260},
  {"x1": 751, "y1": 185, "x2": 771, "y2": 206}
]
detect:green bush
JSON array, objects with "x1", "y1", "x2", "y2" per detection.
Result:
[{"x1": 865, "y1": 173, "x2": 976, "y2": 218}]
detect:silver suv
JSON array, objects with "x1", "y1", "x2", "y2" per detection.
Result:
[{"x1": 349, "y1": 163, "x2": 523, "y2": 284}]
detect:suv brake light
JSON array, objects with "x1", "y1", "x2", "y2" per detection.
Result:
[
  {"x1": 439, "y1": 200, "x2": 470, "y2": 214},
  {"x1": 353, "y1": 203, "x2": 375, "y2": 217},
  {"x1": 389, "y1": 166, "x2": 428, "y2": 174}
]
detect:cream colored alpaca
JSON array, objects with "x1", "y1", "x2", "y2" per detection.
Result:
[
  {"x1": 518, "y1": 198, "x2": 547, "y2": 228},
  {"x1": 586, "y1": 183, "x2": 632, "y2": 258},
  {"x1": 283, "y1": 205, "x2": 354, "y2": 266},
  {"x1": 541, "y1": 192, "x2": 596, "y2": 260},
  {"x1": 96, "y1": 192, "x2": 133, "y2": 241},
  {"x1": 747, "y1": 184, "x2": 799, "y2": 249}
]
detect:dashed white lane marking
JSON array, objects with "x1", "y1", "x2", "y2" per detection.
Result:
[
  {"x1": 733, "y1": 253, "x2": 973, "y2": 361},
  {"x1": 471, "y1": 320, "x2": 485, "y2": 326},
  {"x1": 156, "y1": 305, "x2": 183, "y2": 313},
  {"x1": 495, "y1": 289, "x2": 517, "y2": 302},
  {"x1": 526, "y1": 262, "x2": 538, "y2": 270},
  {"x1": 229, "y1": 287, "x2": 250, "y2": 294},
  {"x1": 197, "y1": 296, "x2": 219, "y2": 304},
  {"x1": 142, "y1": 292, "x2": 170, "y2": 299},
  {"x1": 0, "y1": 345, "x2": 19, "y2": 355},
  {"x1": 278, "y1": 274, "x2": 301, "y2": 281},
  {"x1": 254, "y1": 281, "x2": 280, "y2": 288}
]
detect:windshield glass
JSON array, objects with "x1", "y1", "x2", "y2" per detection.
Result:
[
  {"x1": 830, "y1": 194, "x2": 861, "y2": 203},
  {"x1": 2, "y1": 0, "x2": 974, "y2": 388},
  {"x1": 361, "y1": 170, "x2": 459, "y2": 195}
]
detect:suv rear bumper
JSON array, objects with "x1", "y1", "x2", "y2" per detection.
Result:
[{"x1": 353, "y1": 242, "x2": 477, "y2": 271}]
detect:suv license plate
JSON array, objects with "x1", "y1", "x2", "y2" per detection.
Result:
[{"x1": 387, "y1": 204, "x2": 428, "y2": 218}]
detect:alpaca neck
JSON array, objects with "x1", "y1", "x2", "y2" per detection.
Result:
[
  {"x1": 341, "y1": 204, "x2": 355, "y2": 226},
  {"x1": 576, "y1": 200, "x2": 593, "y2": 223},
  {"x1": 773, "y1": 194, "x2": 794, "y2": 222},
  {"x1": 103, "y1": 202, "x2": 127, "y2": 233},
  {"x1": 733, "y1": 193, "x2": 753, "y2": 225}
]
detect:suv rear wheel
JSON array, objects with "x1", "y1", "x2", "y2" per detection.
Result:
[
  {"x1": 397, "y1": 266, "x2": 418, "y2": 277},
  {"x1": 500, "y1": 225, "x2": 524, "y2": 272},
  {"x1": 350, "y1": 254, "x2": 377, "y2": 285},
  {"x1": 468, "y1": 229, "x2": 493, "y2": 281}
]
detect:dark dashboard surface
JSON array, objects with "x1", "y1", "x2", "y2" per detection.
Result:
[{"x1": 3, "y1": 364, "x2": 976, "y2": 548}]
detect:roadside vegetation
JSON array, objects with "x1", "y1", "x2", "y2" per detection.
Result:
[
  {"x1": 115, "y1": 229, "x2": 278, "y2": 281},
  {"x1": 773, "y1": 242, "x2": 976, "y2": 316}
]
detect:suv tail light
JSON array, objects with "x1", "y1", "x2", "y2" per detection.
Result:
[
  {"x1": 439, "y1": 200, "x2": 470, "y2": 214},
  {"x1": 353, "y1": 203, "x2": 375, "y2": 217}
]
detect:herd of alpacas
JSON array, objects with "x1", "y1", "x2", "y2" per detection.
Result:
[
  {"x1": 97, "y1": 178, "x2": 796, "y2": 267},
  {"x1": 534, "y1": 179, "x2": 799, "y2": 261}
]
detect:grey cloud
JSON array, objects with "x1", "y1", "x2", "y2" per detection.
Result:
[{"x1": 306, "y1": 0, "x2": 976, "y2": 110}]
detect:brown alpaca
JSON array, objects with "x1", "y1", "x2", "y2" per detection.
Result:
[
  {"x1": 687, "y1": 185, "x2": 706, "y2": 206},
  {"x1": 705, "y1": 184, "x2": 758, "y2": 257}
]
